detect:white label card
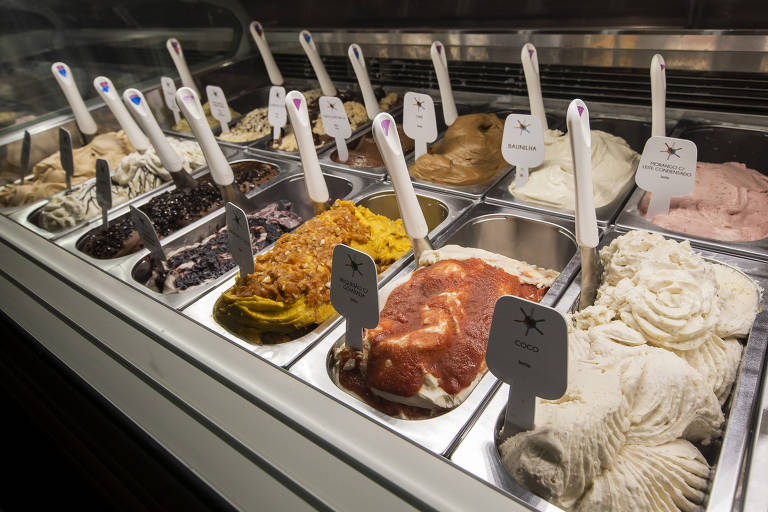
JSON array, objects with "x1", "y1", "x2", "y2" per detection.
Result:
[
  {"x1": 225, "y1": 202, "x2": 254, "y2": 277},
  {"x1": 206, "y1": 85, "x2": 231, "y2": 132},
  {"x1": 501, "y1": 114, "x2": 545, "y2": 188},
  {"x1": 403, "y1": 92, "x2": 438, "y2": 159},
  {"x1": 330, "y1": 244, "x2": 379, "y2": 351},
  {"x1": 161, "y1": 76, "x2": 180, "y2": 124},
  {"x1": 268, "y1": 86, "x2": 287, "y2": 141},
  {"x1": 129, "y1": 206, "x2": 165, "y2": 264},
  {"x1": 487, "y1": 295, "x2": 567, "y2": 439},
  {"x1": 319, "y1": 96, "x2": 352, "y2": 139},
  {"x1": 635, "y1": 136, "x2": 697, "y2": 218}
]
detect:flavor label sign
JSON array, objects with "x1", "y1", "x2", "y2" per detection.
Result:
[
  {"x1": 501, "y1": 114, "x2": 545, "y2": 187},
  {"x1": 58, "y1": 128, "x2": 74, "y2": 193},
  {"x1": 206, "y1": 85, "x2": 231, "y2": 132},
  {"x1": 161, "y1": 76, "x2": 180, "y2": 123},
  {"x1": 319, "y1": 96, "x2": 352, "y2": 139},
  {"x1": 95, "y1": 158, "x2": 112, "y2": 230},
  {"x1": 130, "y1": 206, "x2": 165, "y2": 264},
  {"x1": 225, "y1": 202, "x2": 254, "y2": 277},
  {"x1": 267, "y1": 86, "x2": 287, "y2": 133},
  {"x1": 330, "y1": 244, "x2": 379, "y2": 351},
  {"x1": 636, "y1": 136, "x2": 697, "y2": 218},
  {"x1": 487, "y1": 295, "x2": 567, "y2": 437},
  {"x1": 403, "y1": 92, "x2": 438, "y2": 158}
]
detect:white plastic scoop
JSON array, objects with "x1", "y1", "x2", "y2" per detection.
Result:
[
  {"x1": 651, "y1": 54, "x2": 667, "y2": 137},
  {"x1": 51, "y1": 62, "x2": 97, "y2": 142},
  {"x1": 347, "y1": 44, "x2": 379, "y2": 120},
  {"x1": 93, "y1": 76, "x2": 149, "y2": 152},
  {"x1": 250, "y1": 21, "x2": 284, "y2": 86},
  {"x1": 521, "y1": 43, "x2": 548, "y2": 130},
  {"x1": 430, "y1": 41, "x2": 457, "y2": 126},
  {"x1": 175, "y1": 87, "x2": 248, "y2": 209},
  {"x1": 372, "y1": 112, "x2": 432, "y2": 262},
  {"x1": 299, "y1": 30, "x2": 336, "y2": 97},
  {"x1": 166, "y1": 38, "x2": 199, "y2": 96},
  {"x1": 286, "y1": 90, "x2": 329, "y2": 214},
  {"x1": 567, "y1": 99, "x2": 600, "y2": 310},
  {"x1": 123, "y1": 88, "x2": 198, "y2": 193}
]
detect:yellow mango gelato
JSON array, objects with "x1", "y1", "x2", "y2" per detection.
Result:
[{"x1": 213, "y1": 200, "x2": 411, "y2": 344}]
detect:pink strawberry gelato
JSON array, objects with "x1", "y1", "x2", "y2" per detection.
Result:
[{"x1": 639, "y1": 161, "x2": 768, "y2": 242}]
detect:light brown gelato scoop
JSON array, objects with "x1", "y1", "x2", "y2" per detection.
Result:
[{"x1": 409, "y1": 113, "x2": 506, "y2": 186}]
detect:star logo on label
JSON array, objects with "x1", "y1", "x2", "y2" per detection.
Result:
[
  {"x1": 515, "y1": 307, "x2": 545, "y2": 335},
  {"x1": 345, "y1": 254, "x2": 364, "y2": 277},
  {"x1": 661, "y1": 142, "x2": 682, "y2": 160},
  {"x1": 516, "y1": 120, "x2": 531, "y2": 134},
  {"x1": 413, "y1": 99, "x2": 425, "y2": 111}
]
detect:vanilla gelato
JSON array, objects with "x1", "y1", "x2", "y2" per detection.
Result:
[
  {"x1": 499, "y1": 230, "x2": 760, "y2": 511},
  {"x1": 508, "y1": 129, "x2": 639, "y2": 211}
]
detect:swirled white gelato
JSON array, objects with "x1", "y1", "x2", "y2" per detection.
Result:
[
  {"x1": 499, "y1": 230, "x2": 760, "y2": 511},
  {"x1": 508, "y1": 129, "x2": 639, "y2": 211},
  {"x1": 37, "y1": 138, "x2": 204, "y2": 231}
]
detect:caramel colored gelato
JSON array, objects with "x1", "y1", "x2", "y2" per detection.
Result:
[{"x1": 409, "y1": 113, "x2": 506, "y2": 186}]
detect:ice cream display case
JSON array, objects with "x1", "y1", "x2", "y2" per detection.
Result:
[{"x1": 2, "y1": 24, "x2": 768, "y2": 512}]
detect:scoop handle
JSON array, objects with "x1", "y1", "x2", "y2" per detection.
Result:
[
  {"x1": 250, "y1": 21, "x2": 284, "y2": 86},
  {"x1": 166, "y1": 38, "x2": 199, "y2": 96},
  {"x1": 521, "y1": 43, "x2": 548, "y2": 130},
  {"x1": 51, "y1": 62, "x2": 97, "y2": 136},
  {"x1": 175, "y1": 87, "x2": 234, "y2": 186},
  {"x1": 123, "y1": 88, "x2": 183, "y2": 173},
  {"x1": 348, "y1": 44, "x2": 380, "y2": 120},
  {"x1": 286, "y1": 90, "x2": 329, "y2": 207},
  {"x1": 94, "y1": 76, "x2": 149, "y2": 151},
  {"x1": 651, "y1": 54, "x2": 667, "y2": 137},
  {"x1": 430, "y1": 41, "x2": 457, "y2": 126},
  {"x1": 567, "y1": 99, "x2": 598, "y2": 249},
  {"x1": 372, "y1": 113, "x2": 429, "y2": 241},
  {"x1": 299, "y1": 30, "x2": 336, "y2": 97}
]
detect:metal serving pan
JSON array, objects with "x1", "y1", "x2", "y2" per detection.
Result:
[
  {"x1": 53, "y1": 154, "x2": 296, "y2": 272},
  {"x1": 616, "y1": 120, "x2": 768, "y2": 260},
  {"x1": 181, "y1": 184, "x2": 472, "y2": 368},
  {"x1": 289, "y1": 202, "x2": 581, "y2": 455},
  {"x1": 7, "y1": 144, "x2": 238, "y2": 240},
  {"x1": 485, "y1": 114, "x2": 660, "y2": 226},
  {"x1": 113, "y1": 167, "x2": 375, "y2": 310},
  {"x1": 451, "y1": 226, "x2": 768, "y2": 512}
]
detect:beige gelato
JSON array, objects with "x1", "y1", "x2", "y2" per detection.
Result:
[
  {"x1": 508, "y1": 129, "x2": 639, "y2": 211},
  {"x1": 500, "y1": 230, "x2": 760, "y2": 511},
  {"x1": 37, "y1": 138, "x2": 204, "y2": 231},
  {"x1": 0, "y1": 131, "x2": 134, "y2": 208}
]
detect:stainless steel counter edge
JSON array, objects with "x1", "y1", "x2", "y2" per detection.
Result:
[{"x1": 0, "y1": 215, "x2": 532, "y2": 511}]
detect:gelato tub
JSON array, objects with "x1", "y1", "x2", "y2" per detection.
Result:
[
  {"x1": 451, "y1": 227, "x2": 768, "y2": 512},
  {"x1": 617, "y1": 121, "x2": 768, "y2": 259},
  {"x1": 486, "y1": 115, "x2": 650, "y2": 225}
]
